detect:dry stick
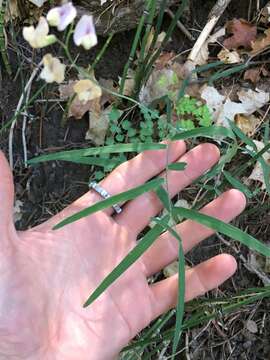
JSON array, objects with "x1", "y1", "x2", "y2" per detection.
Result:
[
  {"x1": 165, "y1": 8, "x2": 195, "y2": 41},
  {"x1": 22, "y1": 86, "x2": 31, "y2": 168},
  {"x1": 185, "y1": 0, "x2": 232, "y2": 69},
  {"x1": 9, "y1": 62, "x2": 41, "y2": 169}
]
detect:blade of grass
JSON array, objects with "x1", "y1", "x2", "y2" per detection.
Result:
[
  {"x1": 42, "y1": 156, "x2": 123, "y2": 167},
  {"x1": 119, "y1": 0, "x2": 152, "y2": 94},
  {"x1": 209, "y1": 63, "x2": 248, "y2": 85},
  {"x1": 122, "y1": 286, "x2": 270, "y2": 352},
  {"x1": 177, "y1": 61, "x2": 224, "y2": 100},
  {"x1": 168, "y1": 162, "x2": 187, "y2": 171},
  {"x1": 223, "y1": 170, "x2": 253, "y2": 198},
  {"x1": 83, "y1": 217, "x2": 168, "y2": 307},
  {"x1": 144, "y1": 0, "x2": 188, "y2": 83},
  {"x1": 28, "y1": 143, "x2": 167, "y2": 164},
  {"x1": 133, "y1": 0, "x2": 157, "y2": 96},
  {"x1": 172, "y1": 126, "x2": 235, "y2": 141},
  {"x1": 54, "y1": 178, "x2": 164, "y2": 230},
  {"x1": 173, "y1": 207, "x2": 270, "y2": 257},
  {"x1": 152, "y1": 217, "x2": 185, "y2": 358}
]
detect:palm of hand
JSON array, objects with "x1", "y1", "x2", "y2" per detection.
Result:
[{"x1": 0, "y1": 142, "x2": 246, "y2": 359}]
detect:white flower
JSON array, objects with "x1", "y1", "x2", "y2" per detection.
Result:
[
  {"x1": 47, "y1": 2, "x2": 77, "y2": 31},
  {"x1": 73, "y1": 79, "x2": 102, "y2": 104},
  {"x1": 23, "y1": 17, "x2": 56, "y2": 48},
  {"x1": 73, "y1": 15, "x2": 97, "y2": 50},
  {"x1": 40, "y1": 54, "x2": 66, "y2": 84}
]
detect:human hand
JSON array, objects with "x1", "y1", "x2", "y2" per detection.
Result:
[{"x1": 0, "y1": 142, "x2": 246, "y2": 359}]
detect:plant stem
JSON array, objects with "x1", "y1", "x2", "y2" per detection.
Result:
[
  {"x1": 119, "y1": 0, "x2": 152, "y2": 95},
  {"x1": 90, "y1": 33, "x2": 114, "y2": 71}
]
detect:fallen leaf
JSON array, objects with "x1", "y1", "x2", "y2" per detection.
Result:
[
  {"x1": 163, "y1": 261, "x2": 179, "y2": 278},
  {"x1": 223, "y1": 19, "x2": 257, "y2": 50},
  {"x1": 139, "y1": 68, "x2": 180, "y2": 104},
  {"x1": 155, "y1": 52, "x2": 175, "y2": 70},
  {"x1": 245, "y1": 66, "x2": 269, "y2": 83},
  {"x1": 201, "y1": 86, "x2": 269, "y2": 127},
  {"x1": 261, "y1": 2, "x2": 270, "y2": 24},
  {"x1": 246, "y1": 320, "x2": 258, "y2": 334},
  {"x1": 244, "y1": 68, "x2": 262, "y2": 83},
  {"x1": 85, "y1": 106, "x2": 117, "y2": 145},
  {"x1": 163, "y1": 261, "x2": 191, "y2": 278},
  {"x1": 217, "y1": 49, "x2": 241, "y2": 64},
  {"x1": 238, "y1": 88, "x2": 269, "y2": 113},
  {"x1": 251, "y1": 28, "x2": 270, "y2": 55},
  {"x1": 99, "y1": 78, "x2": 118, "y2": 105},
  {"x1": 73, "y1": 79, "x2": 102, "y2": 103},
  {"x1": 247, "y1": 140, "x2": 270, "y2": 189},
  {"x1": 59, "y1": 80, "x2": 101, "y2": 119},
  {"x1": 235, "y1": 114, "x2": 260, "y2": 136},
  {"x1": 13, "y1": 200, "x2": 23, "y2": 223}
]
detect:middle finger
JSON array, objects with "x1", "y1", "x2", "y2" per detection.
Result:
[{"x1": 115, "y1": 143, "x2": 220, "y2": 233}]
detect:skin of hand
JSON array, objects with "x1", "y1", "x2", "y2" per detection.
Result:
[{"x1": 0, "y1": 141, "x2": 246, "y2": 360}]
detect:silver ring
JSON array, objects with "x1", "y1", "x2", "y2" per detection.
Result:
[{"x1": 89, "y1": 181, "x2": 123, "y2": 214}]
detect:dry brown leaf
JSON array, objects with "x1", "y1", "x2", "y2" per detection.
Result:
[
  {"x1": 98, "y1": 78, "x2": 118, "y2": 106},
  {"x1": 85, "y1": 107, "x2": 116, "y2": 145},
  {"x1": 244, "y1": 68, "x2": 261, "y2": 83},
  {"x1": 139, "y1": 68, "x2": 180, "y2": 104},
  {"x1": 235, "y1": 114, "x2": 260, "y2": 136},
  {"x1": 251, "y1": 28, "x2": 270, "y2": 55},
  {"x1": 223, "y1": 19, "x2": 257, "y2": 50},
  {"x1": 59, "y1": 80, "x2": 101, "y2": 119},
  {"x1": 217, "y1": 49, "x2": 241, "y2": 64},
  {"x1": 247, "y1": 140, "x2": 270, "y2": 189},
  {"x1": 155, "y1": 52, "x2": 175, "y2": 70}
]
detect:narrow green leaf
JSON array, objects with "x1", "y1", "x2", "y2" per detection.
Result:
[
  {"x1": 152, "y1": 217, "x2": 185, "y2": 357},
  {"x1": 173, "y1": 207, "x2": 270, "y2": 257},
  {"x1": 155, "y1": 186, "x2": 171, "y2": 212},
  {"x1": 54, "y1": 178, "x2": 164, "y2": 230},
  {"x1": 223, "y1": 170, "x2": 253, "y2": 199},
  {"x1": 28, "y1": 143, "x2": 167, "y2": 164},
  {"x1": 172, "y1": 126, "x2": 235, "y2": 141},
  {"x1": 229, "y1": 120, "x2": 257, "y2": 150},
  {"x1": 168, "y1": 162, "x2": 187, "y2": 171},
  {"x1": 50, "y1": 156, "x2": 123, "y2": 167},
  {"x1": 83, "y1": 218, "x2": 168, "y2": 307}
]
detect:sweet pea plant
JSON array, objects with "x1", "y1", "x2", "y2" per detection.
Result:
[{"x1": 23, "y1": 2, "x2": 98, "y2": 91}]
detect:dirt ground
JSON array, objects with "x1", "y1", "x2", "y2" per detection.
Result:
[{"x1": 0, "y1": 0, "x2": 270, "y2": 358}]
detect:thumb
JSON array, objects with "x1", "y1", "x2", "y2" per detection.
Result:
[{"x1": 0, "y1": 151, "x2": 15, "y2": 227}]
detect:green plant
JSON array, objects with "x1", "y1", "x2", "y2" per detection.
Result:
[{"x1": 175, "y1": 95, "x2": 213, "y2": 130}]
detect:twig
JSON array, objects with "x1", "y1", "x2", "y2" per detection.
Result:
[
  {"x1": 165, "y1": 8, "x2": 195, "y2": 41},
  {"x1": 8, "y1": 62, "x2": 41, "y2": 169},
  {"x1": 185, "y1": 0, "x2": 232, "y2": 70},
  {"x1": 22, "y1": 86, "x2": 31, "y2": 168}
]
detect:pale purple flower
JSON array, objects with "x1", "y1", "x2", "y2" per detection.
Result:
[
  {"x1": 73, "y1": 15, "x2": 97, "y2": 50},
  {"x1": 47, "y1": 2, "x2": 77, "y2": 31}
]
